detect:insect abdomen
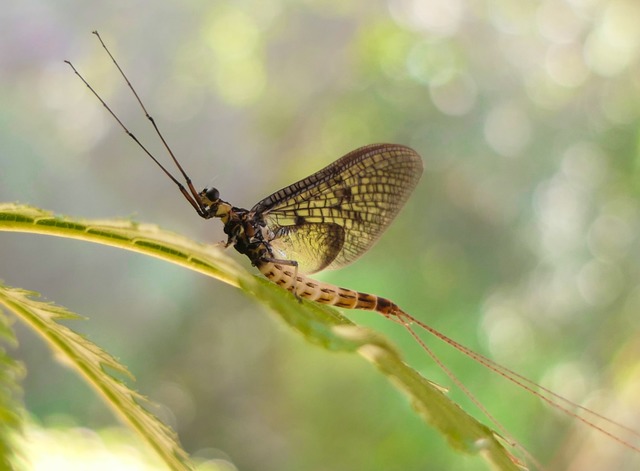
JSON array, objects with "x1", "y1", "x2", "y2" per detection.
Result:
[{"x1": 257, "y1": 261, "x2": 398, "y2": 317}]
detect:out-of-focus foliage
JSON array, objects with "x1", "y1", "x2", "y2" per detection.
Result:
[
  {"x1": 14, "y1": 420, "x2": 207, "y2": 471},
  {"x1": 1, "y1": 0, "x2": 640, "y2": 470}
]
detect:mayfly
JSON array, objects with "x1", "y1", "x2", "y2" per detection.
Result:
[
  {"x1": 66, "y1": 31, "x2": 640, "y2": 469},
  {"x1": 66, "y1": 38, "x2": 422, "y2": 320}
]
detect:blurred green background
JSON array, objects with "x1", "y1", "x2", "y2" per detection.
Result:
[{"x1": 2, "y1": 0, "x2": 640, "y2": 470}]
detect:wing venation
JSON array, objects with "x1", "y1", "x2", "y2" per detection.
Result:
[{"x1": 253, "y1": 143, "x2": 423, "y2": 273}]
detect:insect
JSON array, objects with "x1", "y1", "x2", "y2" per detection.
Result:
[
  {"x1": 157, "y1": 139, "x2": 422, "y2": 314},
  {"x1": 66, "y1": 35, "x2": 422, "y2": 321},
  {"x1": 66, "y1": 31, "x2": 640, "y2": 470}
]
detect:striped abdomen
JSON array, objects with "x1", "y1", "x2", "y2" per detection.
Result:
[{"x1": 257, "y1": 261, "x2": 399, "y2": 317}]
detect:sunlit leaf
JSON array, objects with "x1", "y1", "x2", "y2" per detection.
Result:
[
  {"x1": 0, "y1": 203, "x2": 521, "y2": 470},
  {"x1": 0, "y1": 281, "x2": 192, "y2": 471},
  {"x1": 0, "y1": 309, "x2": 24, "y2": 470}
]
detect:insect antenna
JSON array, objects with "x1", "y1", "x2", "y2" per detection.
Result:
[{"x1": 64, "y1": 31, "x2": 208, "y2": 218}]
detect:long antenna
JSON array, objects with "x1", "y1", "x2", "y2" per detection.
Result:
[{"x1": 64, "y1": 31, "x2": 209, "y2": 218}]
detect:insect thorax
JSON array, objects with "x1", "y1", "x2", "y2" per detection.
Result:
[{"x1": 220, "y1": 208, "x2": 270, "y2": 264}]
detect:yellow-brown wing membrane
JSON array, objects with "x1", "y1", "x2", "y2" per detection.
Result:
[
  {"x1": 252, "y1": 143, "x2": 423, "y2": 274},
  {"x1": 268, "y1": 223, "x2": 345, "y2": 274}
]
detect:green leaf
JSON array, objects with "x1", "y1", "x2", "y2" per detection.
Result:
[
  {"x1": 0, "y1": 282, "x2": 192, "y2": 471},
  {"x1": 0, "y1": 203, "x2": 522, "y2": 470},
  {"x1": 0, "y1": 309, "x2": 24, "y2": 470}
]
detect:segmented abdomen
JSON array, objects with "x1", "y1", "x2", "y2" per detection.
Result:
[{"x1": 257, "y1": 261, "x2": 398, "y2": 317}]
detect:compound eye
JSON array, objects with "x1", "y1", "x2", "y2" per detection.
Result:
[{"x1": 204, "y1": 187, "x2": 220, "y2": 201}]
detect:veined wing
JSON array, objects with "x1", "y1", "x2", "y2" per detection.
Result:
[{"x1": 252, "y1": 143, "x2": 423, "y2": 274}]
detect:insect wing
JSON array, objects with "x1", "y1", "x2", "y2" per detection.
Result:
[
  {"x1": 268, "y1": 223, "x2": 344, "y2": 273},
  {"x1": 253, "y1": 143, "x2": 423, "y2": 274}
]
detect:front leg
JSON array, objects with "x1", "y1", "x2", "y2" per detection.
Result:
[{"x1": 224, "y1": 234, "x2": 237, "y2": 248}]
